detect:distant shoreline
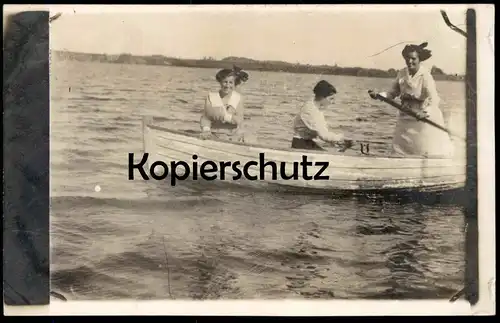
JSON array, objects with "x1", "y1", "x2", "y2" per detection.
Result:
[{"x1": 52, "y1": 50, "x2": 465, "y2": 82}]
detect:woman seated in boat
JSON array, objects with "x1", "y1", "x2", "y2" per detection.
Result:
[
  {"x1": 369, "y1": 42, "x2": 453, "y2": 157},
  {"x1": 291, "y1": 80, "x2": 352, "y2": 150},
  {"x1": 199, "y1": 66, "x2": 249, "y2": 141}
]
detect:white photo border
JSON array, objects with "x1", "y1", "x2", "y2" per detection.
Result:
[{"x1": 3, "y1": 3, "x2": 495, "y2": 316}]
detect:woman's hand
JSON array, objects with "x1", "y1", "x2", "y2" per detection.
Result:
[
  {"x1": 401, "y1": 93, "x2": 423, "y2": 102},
  {"x1": 223, "y1": 105, "x2": 236, "y2": 123},
  {"x1": 401, "y1": 93, "x2": 412, "y2": 100},
  {"x1": 330, "y1": 139, "x2": 354, "y2": 152},
  {"x1": 342, "y1": 139, "x2": 354, "y2": 149},
  {"x1": 415, "y1": 110, "x2": 429, "y2": 120},
  {"x1": 223, "y1": 113, "x2": 233, "y2": 123},
  {"x1": 226, "y1": 105, "x2": 236, "y2": 114},
  {"x1": 368, "y1": 90, "x2": 378, "y2": 100}
]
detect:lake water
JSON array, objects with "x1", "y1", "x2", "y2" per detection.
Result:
[{"x1": 50, "y1": 60, "x2": 466, "y2": 300}]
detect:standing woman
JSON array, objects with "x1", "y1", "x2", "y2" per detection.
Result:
[
  {"x1": 200, "y1": 66, "x2": 249, "y2": 141},
  {"x1": 369, "y1": 42, "x2": 453, "y2": 157}
]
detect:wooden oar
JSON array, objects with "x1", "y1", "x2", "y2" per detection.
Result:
[{"x1": 368, "y1": 90, "x2": 466, "y2": 141}]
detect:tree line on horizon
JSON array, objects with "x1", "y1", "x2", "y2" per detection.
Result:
[{"x1": 51, "y1": 50, "x2": 464, "y2": 81}]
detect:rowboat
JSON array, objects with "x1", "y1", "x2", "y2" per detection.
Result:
[{"x1": 141, "y1": 117, "x2": 466, "y2": 194}]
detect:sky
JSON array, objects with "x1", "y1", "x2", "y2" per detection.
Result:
[{"x1": 48, "y1": 5, "x2": 468, "y2": 75}]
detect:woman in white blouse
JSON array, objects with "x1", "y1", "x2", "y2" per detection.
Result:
[
  {"x1": 369, "y1": 42, "x2": 453, "y2": 157},
  {"x1": 200, "y1": 66, "x2": 249, "y2": 141},
  {"x1": 291, "y1": 80, "x2": 351, "y2": 150}
]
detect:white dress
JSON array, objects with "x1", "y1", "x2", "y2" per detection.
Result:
[{"x1": 385, "y1": 65, "x2": 453, "y2": 157}]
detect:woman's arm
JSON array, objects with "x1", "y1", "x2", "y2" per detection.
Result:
[
  {"x1": 317, "y1": 125, "x2": 344, "y2": 143},
  {"x1": 302, "y1": 105, "x2": 343, "y2": 143},
  {"x1": 422, "y1": 72, "x2": 441, "y2": 109}
]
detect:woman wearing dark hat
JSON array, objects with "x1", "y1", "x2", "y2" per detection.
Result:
[
  {"x1": 369, "y1": 42, "x2": 453, "y2": 157},
  {"x1": 200, "y1": 66, "x2": 249, "y2": 141},
  {"x1": 291, "y1": 80, "x2": 351, "y2": 150}
]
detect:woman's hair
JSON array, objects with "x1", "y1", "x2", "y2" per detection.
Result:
[
  {"x1": 215, "y1": 65, "x2": 249, "y2": 86},
  {"x1": 313, "y1": 80, "x2": 337, "y2": 98},
  {"x1": 402, "y1": 42, "x2": 432, "y2": 62}
]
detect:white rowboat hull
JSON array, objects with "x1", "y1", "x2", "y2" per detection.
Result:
[{"x1": 141, "y1": 118, "x2": 466, "y2": 193}]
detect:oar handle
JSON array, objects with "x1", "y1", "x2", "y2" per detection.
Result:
[
  {"x1": 367, "y1": 90, "x2": 465, "y2": 141},
  {"x1": 369, "y1": 90, "x2": 423, "y2": 119}
]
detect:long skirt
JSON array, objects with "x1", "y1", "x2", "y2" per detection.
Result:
[{"x1": 391, "y1": 106, "x2": 454, "y2": 157}]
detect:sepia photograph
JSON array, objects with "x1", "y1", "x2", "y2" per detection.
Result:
[{"x1": 18, "y1": 4, "x2": 490, "y2": 314}]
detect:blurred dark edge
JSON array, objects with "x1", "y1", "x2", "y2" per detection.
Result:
[
  {"x1": 3, "y1": 11, "x2": 50, "y2": 305},
  {"x1": 464, "y1": 8, "x2": 479, "y2": 306}
]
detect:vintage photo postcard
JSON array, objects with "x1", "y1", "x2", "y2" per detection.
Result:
[{"x1": 3, "y1": 4, "x2": 495, "y2": 316}]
